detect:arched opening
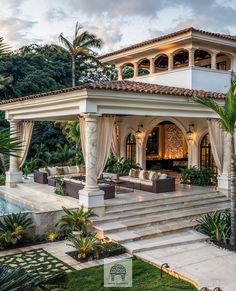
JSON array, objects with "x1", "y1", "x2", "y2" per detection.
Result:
[
  {"x1": 154, "y1": 54, "x2": 168, "y2": 72},
  {"x1": 126, "y1": 133, "x2": 136, "y2": 165},
  {"x1": 173, "y1": 49, "x2": 189, "y2": 69},
  {"x1": 200, "y1": 133, "x2": 217, "y2": 175},
  {"x1": 122, "y1": 63, "x2": 134, "y2": 79},
  {"x1": 194, "y1": 49, "x2": 211, "y2": 68},
  {"x1": 138, "y1": 59, "x2": 150, "y2": 76},
  {"x1": 146, "y1": 121, "x2": 188, "y2": 171},
  {"x1": 216, "y1": 53, "x2": 231, "y2": 70}
]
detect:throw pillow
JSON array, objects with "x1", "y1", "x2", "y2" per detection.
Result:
[
  {"x1": 149, "y1": 171, "x2": 158, "y2": 181},
  {"x1": 139, "y1": 170, "x2": 149, "y2": 180},
  {"x1": 47, "y1": 167, "x2": 57, "y2": 176},
  {"x1": 56, "y1": 167, "x2": 64, "y2": 175},
  {"x1": 159, "y1": 173, "x2": 167, "y2": 180}
]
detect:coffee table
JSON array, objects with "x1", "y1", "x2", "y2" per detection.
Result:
[{"x1": 109, "y1": 179, "x2": 134, "y2": 194}]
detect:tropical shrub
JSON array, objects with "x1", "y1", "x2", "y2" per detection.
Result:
[
  {"x1": 56, "y1": 206, "x2": 94, "y2": 234},
  {"x1": 54, "y1": 178, "x2": 68, "y2": 196},
  {"x1": 195, "y1": 210, "x2": 231, "y2": 244},
  {"x1": 180, "y1": 166, "x2": 212, "y2": 186},
  {"x1": 0, "y1": 174, "x2": 5, "y2": 186},
  {"x1": 101, "y1": 239, "x2": 126, "y2": 257},
  {"x1": 104, "y1": 155, "x2": 141, "y2": 174},
  {"x1": 0, "y1": 212, "x2": 33, "y2": 246},
  {"x1": 67, "y1": 233, "x2": 103, "y2": 260}
]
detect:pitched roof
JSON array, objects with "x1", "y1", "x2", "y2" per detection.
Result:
[
  {"x1": 99, "y1": 27, "x2": 236, "y2": 60},
  {"x1": 0, "y1": 80, "x2": 226, "y2": 106}
]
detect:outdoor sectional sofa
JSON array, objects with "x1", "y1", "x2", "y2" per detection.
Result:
[
  {"x1": 34, "y1": 166, "x2": 86, "y2": 184},
  {"x1": 119, "y1": 169, "x2": 175, "y2": 193}
]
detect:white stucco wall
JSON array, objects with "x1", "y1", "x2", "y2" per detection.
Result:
[{"x1": 132, "y1": 67, "x2": 231, "y2": 93}]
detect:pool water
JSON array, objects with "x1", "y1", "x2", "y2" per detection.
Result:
[{"x1": 0, "y1": 196, "x2": 31, "y2": 214}]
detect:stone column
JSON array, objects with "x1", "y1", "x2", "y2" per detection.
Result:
[
  {"x1": 231, "y1": 57, "x2": 236, "y2": 72},
  {"x1": 133, "y1": 62, "x2": 139, "y2": 78},
  {"x1": 188, "y1": 48, "x2": 195, "y2": 67},
  {"x1": 117, "y1": 65, "x2": 123, "y2": 80},
  {"x1": 218, "y1": 132, "x2": 231, "y2": 196},
  {"x1": 168, "y1": 53, "x2": 173, "y2": 70},
  {"x1": 150, "y1": 57, "x2": 155, "y2": 74},
  {"x1": 6, "y1": 120, "x2": 23, "y2": 187},
  {"x1": 211, "y1": 52, "x2": 217, "y2": 70},
  {"x1": 79, "y1": 114, "x2": 105, "y2": 216}
]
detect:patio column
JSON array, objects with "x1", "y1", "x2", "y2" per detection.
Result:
[
  {"x1": 5, "y1": 120, "x2": 23, "y2": 187},
  {"x1": 134, "y1": 62, "x2": 139, "y2": 78},
  {"x1": 211, "y1": 52, "x2": 217, "y2": 70},
  {"x1": 117, "y1": 65, "x2": 123, "y2": 80},
  {"x1": 79, "y1": 114, "x2": 105, "y2": 216},
  {"x1": 188, "y1": 48, "x2": 195, "y2": 67},
  {"x1": 150, "y1": 57, "x2": 155, "y2": 74},
  {"x1": 168, "y1": 53, "x2": 173, "y2": 70},
  {"x1": 218, "y1": 132, "x2": 231, "y2": 196}
]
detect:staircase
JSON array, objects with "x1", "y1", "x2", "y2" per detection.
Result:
[{"x1": 93, "y1": 190, "x2": 230, "y2": 254}]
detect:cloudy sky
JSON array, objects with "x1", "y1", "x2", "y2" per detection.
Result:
[{"x1": 1, "y1": 0, "x2": 236, "y2": 54}]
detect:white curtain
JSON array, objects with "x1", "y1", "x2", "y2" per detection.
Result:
[
  {"x1": 207, "y1": 119, "x2": 223, "y2": 174},
  {"x1": 111, "y1": 123, "x2": 120, "y2": 160},
  {"x1": 79, "y1": 116, "x2": 115, "y2": 178},
  {"x1": 18, "y1": 121, "x2": 34, "y2": 168}
]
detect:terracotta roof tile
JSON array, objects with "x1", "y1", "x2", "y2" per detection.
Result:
[
  {"x1": 99, "y1": 27, "x2": 236, "y2": 59},
  {"x1": 0, "y1": 80, "x2": 226, "y2": 106}
]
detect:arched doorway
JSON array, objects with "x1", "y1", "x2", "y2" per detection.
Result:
[
  {"x1": 200, "y1": 133, "x2": 217, "y2": 174},
  {"x1": 145, "y1": 121, "x2": 188, "y2": 170},
  {"x1": 126, "y1": 133, "x2": 136, "y2": 164}
]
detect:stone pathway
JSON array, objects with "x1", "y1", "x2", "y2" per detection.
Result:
[
  {"x1": 136, "y1": 241, "x2": 236, "y2": 291},
  {"x1": 0, "y1": 240, "x2": 132, "y2": 271}
]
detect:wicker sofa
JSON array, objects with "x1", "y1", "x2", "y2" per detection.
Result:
[
  {"x1": 34, "y1": 166, "x2": 85, "y2": 184},
  {"x1": 119, "y1": 169, "x2": 175, "y2": 193}
]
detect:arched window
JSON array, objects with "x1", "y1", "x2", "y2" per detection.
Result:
[
  {"x1": 138, "y1": 59, "x2": 150, "y2": 76},
  {"x1": 154, "y1": 54, "x2": 168, "y2": 72},
  {"x1": 194, "y1": 50, "x2": 211, "y2": 68},
  {"x1": 173, "y1": 49, "x2": 189, "y2": 69},
  {"x1": 200, "y1": 133, "x2": 217, "y2": 174},
  {"x1": 122, "y1": 63, "x2": 134, "y2": 79},
  {"x1": 126, "y1": 133, "x2": 136, "y2": 164},
  {"x1": 216, "y1": 53, "x2": 231, "y2": 70}
]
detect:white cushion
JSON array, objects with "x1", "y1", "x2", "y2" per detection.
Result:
[
  {"x1": 129, "y1": 177, "x2": 140, "y2": 183},
  {"x1": 119, "y1": 176, "x2": 130, "y2": 181},
  {"x1": 68, "y1": 166, "x2": 79, "y2": 174},
  {"x1": 47, "y1": 167, "x2": 57, "y2": 176},
  {"x1": 63, "y1": 166, "x2": 70, "y2": 174},
  {"x1": 141, "y1": 180, "x2": 152, "y2": 186},
  {"x1": 159, "y1": 173, "x2": 167, "y2": 180},
  {"x1": 39, "y1": 168, "x2": 47, "y2": 173}
]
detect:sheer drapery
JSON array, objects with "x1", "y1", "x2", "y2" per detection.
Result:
[
  {"x1": 18, "y1": 121, "x2": 34, "y2": 168},
  {"x1": 207, "y1": 118, "x2": 223, "y2": 174},
  {"x1": 79, "y1": 116, "x2": 115, "y2": 178},
  {"x1": 111, "y1": 123, "x2": 120, "y2": 160}
]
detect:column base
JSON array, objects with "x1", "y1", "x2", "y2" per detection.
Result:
[
  {"x1": 217, "y1": 174, "x2": 231, "y2": 197},
  {"x1": 79, "y1": 188, "x2": 105, "y2": 216},
  {"x1": 5, "y1": 171, "x2": 23, "y2": 188}
]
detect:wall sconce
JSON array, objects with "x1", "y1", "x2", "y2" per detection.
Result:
[
  {"x1": 135, "y1": 124, "x2": 143, "y2": 141},
  {"x1": 186, "y1": 123, "x2": 194, "y2": 142}
]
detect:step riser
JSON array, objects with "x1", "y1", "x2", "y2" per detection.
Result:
[
  {"x1": 105, "y1": 194, "x2": 227, "y2": 215},
  {"x1": 107, "y1": 224, "x2": 197, "y2": 244},
  {"x1": 128, "y1": 236, "x2": 207, "y2": 254},
  {"x1": 94, "y1": 199, "x2": 228, "y2": 224},
  {"x1": 105, "y1": 191, "x2": 220, "y2": 211},
  {"x1": 97, "y1": 205, "x2": 229, "y2": 234}
]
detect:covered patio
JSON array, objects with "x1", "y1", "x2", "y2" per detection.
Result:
[{"x1": 0, "y1": 80, "x2": 230, "y2": 215}]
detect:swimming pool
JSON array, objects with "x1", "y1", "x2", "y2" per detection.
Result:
[{"x1": 0, "y1": 196, "x2": 31, "y2": 214}]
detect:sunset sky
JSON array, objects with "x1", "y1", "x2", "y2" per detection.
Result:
[{"x1": 1, "y1": 0, "x2": 236, "y2": 54}]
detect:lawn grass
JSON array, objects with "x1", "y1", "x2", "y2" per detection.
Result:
[{"x1": 51, "y1": 258, "x2": 197, "y2": 291}]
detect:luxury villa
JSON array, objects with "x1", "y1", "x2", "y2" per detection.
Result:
[{"x1": 0, "y1": 27, "x2": 234, "y2": 216}]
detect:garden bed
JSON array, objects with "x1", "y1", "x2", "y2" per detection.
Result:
[
  {"x1": 212, "y1": 241, "x2": 236, "y2": 252},
  {"x1": 66, "y1": 241, "x2": 126, "y2": 262}
]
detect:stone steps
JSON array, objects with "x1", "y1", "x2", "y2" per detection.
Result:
[
  {"x1": 94, "y1": 196, "x2": 228, "y2": 223},
  {"x1": 105, "y1": 190, "x2": 220, "y2": 211},
  {"x1": 122, "y1": 230, "x2": 208, "y2": 254},
  {"x1": 104, "y1": 220, "x2": 198, "y2": 243},
  {"x1": 95, "y1": 203, "x2": 229, "y2": 233}
]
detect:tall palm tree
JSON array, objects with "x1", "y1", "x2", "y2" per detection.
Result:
[
  {"x1": 0, "y1": 37, "x2": 10, "y2": 55},
  {"x1": 53, "y1": 22, "x2": 103, "y2": 87},
  {"x1": 194, "y1": 77, "x2": 236, "y2": 246},
  {"x1": 0, "y1": 37, "x2": 12, "y2": 92}
]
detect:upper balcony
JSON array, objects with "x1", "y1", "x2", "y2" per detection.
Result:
[{"x1": 116, "y1": 48, "x2": 234, "y2": 93}]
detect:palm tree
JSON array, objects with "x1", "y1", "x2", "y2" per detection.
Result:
[
  {"x1": 0, "y1": 37, "x2": 12, "y2": 92},
  {"x1": 194, "y1": 77, "x2": 236, "y2": 246},
  {"x1": 53, "y1": 22, "x2": 103, "y2": 87},
  {"x1": 0, "y1": 37, "x2": 10, "y2": 55},
  {"x1": 0, "y1": 129, "x2": 21, "y2": 157}
]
